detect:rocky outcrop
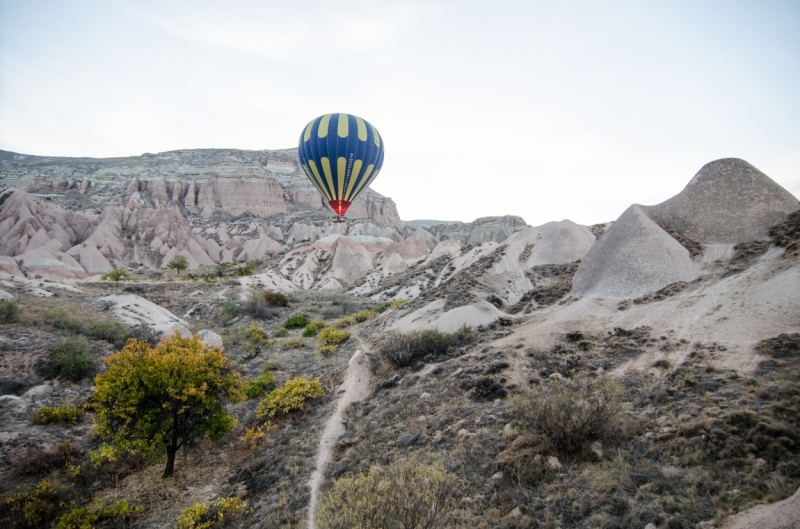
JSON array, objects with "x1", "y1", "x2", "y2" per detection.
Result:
[
  {"x1": 645, "y1": 158, "x2": 799, "y2": 244},
  {"x1": 419, "y1": 215, "x2": 529, "y2": 245},
  {"x1": 1, "y1": 147, "x2": 402, "y2": 226}
]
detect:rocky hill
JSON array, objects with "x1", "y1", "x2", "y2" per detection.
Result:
[{"x1": 0, "y1": 154, "x2": 798, "y2": 529}]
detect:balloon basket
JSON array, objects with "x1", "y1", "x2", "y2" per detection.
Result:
[{"x1": 332, "y1": 216, "x2": 346, "y2": 223}]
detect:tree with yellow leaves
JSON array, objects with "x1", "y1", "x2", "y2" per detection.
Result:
[{"x1": 93, "y1": 334, "x2": 243, "y2": 477}]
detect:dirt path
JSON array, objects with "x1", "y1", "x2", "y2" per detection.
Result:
[{"x1": 306, "y1": 336, "x2": 373, "y2": 528}]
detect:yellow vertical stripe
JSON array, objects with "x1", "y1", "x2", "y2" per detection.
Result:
[
  {"x1": 336, "y1": 157, "x2": 346, "y2": 199},
  {"x1": 303, "y1": 121, "x2": 314, "y2": 142},
  {"x1": 344, "y1": 159, "x2": 363, "y2": 200},
  {"x1": 355, "y1": 117, "x2": 367, "y2": 141},
  {"x1": 321, "y1": 157, "x2": 336, "y2": 200},
  {"x1": 318, "y1": 114, "x2": 332, "y2": 138},
  {"x1": 308, "y1": 160, "x2": 332, "y2": 200},
  {"x1": 303, "y1": 163, "x2": 326, "y2": 197},
  {"x1": 337, "y1": 114, "x2": 349, "y2": 137},
  {"x1": 349, "y1": 163, "x2": 374, "y2": 199},
  {"x1": 370, "y1": 124, "x2": 380, "y2": 147}
]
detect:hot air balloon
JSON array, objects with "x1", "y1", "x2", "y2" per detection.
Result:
[{"x1": 298, "y1": 113, "x2": 385, "y2": 218}]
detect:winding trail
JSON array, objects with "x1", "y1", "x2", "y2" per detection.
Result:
[{"x1": 306, "y1": 337, "x2": 373, "y2": 528}]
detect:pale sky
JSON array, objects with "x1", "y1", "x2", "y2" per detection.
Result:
[{"x1": 1, "y1": 0, "x2": 798, "y2": 225}]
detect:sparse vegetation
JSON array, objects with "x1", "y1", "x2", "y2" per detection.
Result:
[
  {"x1": 55, "y1": 498, "x2": 141, "y2": 529},
  {"x1": 0, "y1": 478, "x2": 75, "y2": 528},
  {"x1": 243, "y1": 288, "x2": 282, "y2": 319},
  {"x1": 302, "y1": 320, "x2": 326, "y2": 337},
  {"x1": 256, "y1": 376, "x2": 324, "y2": 418},
  {"x1": 317, "y1": 457, "x2": 459, "y2": 529},
  {"x1": 33, "y1": 403, "x2": 85, "y2": 425},
  {"x1": 263, "y1": 290, "x2": 289, "y2": 307},
  {"x1": 317, "y1": 327, "x2": 349, "y2": 347},
  {"x1": 99, "y1": 268, "x2": 129, "y2": 281},
  {"x1": 316, "y1": 344, "x2": 338, "y2": 356},
  {"x1": 0, "y1": 298, "x2": 22, "y2": 323},
  {"x1": 220, "y1": 297, "x2": 238, "y2": 321},
  {"x1": 245, "y1": 323, "x2": 268, "y2": 344},
  {"x1": 512, "y1": 376, "x2": 626, "y2": 457},
  {"x1": 243, "y1": 372, "x2": 275, "y2": 399},
  {"x1": 175, "y1": 497, "x2": 246, "y2": 529},
  {"x1": 271, "y1": 327, "x2": 288, "y2": 337},
  {"x1": 283, "y1": 337, "x2": 305, "y2": 349},
  {"x1": 378, "y1": 325, "x2": 474, "y2": 368},
  {"x1": 44, "y1": 308, "x2": 147, "y2": 348}
]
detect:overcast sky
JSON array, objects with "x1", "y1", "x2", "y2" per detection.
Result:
[{"x1": 1, "y1": 0, "x2": 798, "y2": 225}]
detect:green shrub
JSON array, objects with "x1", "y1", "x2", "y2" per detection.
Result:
[
  {"x1": 350, "y1": 310, "x2": 373, "y2": 323},
  {"x1": 272, "y1": 327, "x2": 288, "y2": 338},
  {"x1": 220, "y1": 298, "x2": 238, "y2": 321},
  {"x1": 0, "y1": 299, "x2": 21, "y2": 323},
  {"x1": 51, "y1": 337, "x2": 95, "y2": 381},
  {"x1": 167, "y1": 255, "x2": 189, "y2": 274},
  {"x1": 99, "y1": 268, "x2": 129, "y2": 281},
  {"x1": 82, "y1": 318, "x2": 128, "y2": 346},
  {"x1": 46, "y1": 308, "x2": 83, "y2": 334},
  {"x1": 256, "y1": 376, "x2": 324, "y2": 418},
  {"x1": 378, "y1": 325, "x2": 474, "y2": 368},
  {"x1": 317, "y1": 457, "x2": 459, "y2": 529},
  {"x1": 56, "y1": 498, "x2": 141, "y2": 529},
  {"x1": 283, "y1": 337, "x2": 305, "y2": 349},
  {"x1": 245, "y1": 323, "x2": 267, "y2": 344},
  {"x1": 511, "y1": 376, "x2": 625, "y2": 456},
  {"x1": 318, "y1": 327, "x2": 349, "y2": 346},
  {"x1": 302, "y1": 320, "x2": 326, "y2": 337},
  {"x1": 316, "y1": 345, "x2": 338, "y2": 356},
  {"x1": 370, "y1": 303, "x2": 388, "y2": 314},
  {"x1": 175, "y1": 496, "x2": 246, "y2": 529},
  {"x1": 284, "y1": 314, "x2": 310, "y2": 329},
  {"x1": 244, "y1": 372, "x2": 275, "y2": 399},
  {"x1": 33, "y1": 403, "x2": 85, "y2": 425},
  {"x1": 0, "y1": 478, "x2": 74, "y2": 528}
]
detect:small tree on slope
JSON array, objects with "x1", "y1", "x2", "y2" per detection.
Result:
[
  {"x1": 93, "y1": 334, "x2": 243, "y2": 477},
  {"x1": 167, "y1": 255, "x2": 189, "y2": 275}
]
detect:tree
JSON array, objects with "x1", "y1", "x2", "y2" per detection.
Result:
[
  {"x1": 93, "y1": 334, "x2": 243, "y2": 477},
  {"x1": 167, "y1": 255, "x2": 189, "y2": 275}
]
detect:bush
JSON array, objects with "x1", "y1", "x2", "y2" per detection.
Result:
[
  {"x1": 33, "y1": 403, "x2": 84, "y2": 425},
  {"x1": 82, "y1": 318, "x2": 129, "y2": 347},
  {"x1": 126, "y1": 323, "x2": 163, "y2": 347},
  {"x1": 0, "y1": 299, "x2": 21, "y2": 323},
  {"x1": 51, "y1": 338, "x2": 95, "y2": 381},
  {"x1": 175, "y1": 496, "x2": 246, "y2": 529},
  {"x1": 302, "y1": 320, "x2": 326, "y2": 337},
  {"x1": 317, "y1": 457, "x2": 459, "y2": 529},
  {"x1": 284, "y1": 313, "x2": 310, "y2": 329},
  {"x1": 99, "y1": 268, "x2": 129, "y2": 281},
  {"x1": 511, "y1": 376, "x2": 625, "y2": 457},
  {"x1": 390, "y1": 299, "x2": 409, "y2": 309},
  {"x1": 318, "y1": 327, "x2": 349, "y2": 347},
  {"x1": 15, "y1": 441, "x2": 82, "y2": 477},
  {"x1": 272, "y1": 327, "x2": 288, "y2": 337},
  {"x1": 0, "y1": 478, "x2": 74, "y2": 528},
  {"x1": 244, "y1": 373, "x2": 275, "y2": 399},
  {"x1": 378, "y1": 325, "x2": 474, "y2": 368},
  {"x1": 283, "y1": 337, "x2": 305, "y2": 349},
  {"x1": 350, "y1": 310, "x2": 373, "y2": 323},
  {"x1": 316, "y1": 345, "x2": 338, "y2": 356},
  {"x1": 256, "y1": 376, "x2": 324, "y2": 418},
  {"x1": 46, "y1": 308, "x2": 83, "y2": 334},
  {"x1": 220, "y1": 298, "x2": 238, "y2": 321},
  {"x1": 56, "y1": 498, "x2": 141, "y2": 529},
  {"x1": 370, "y1": 303, "x2": 388, "y2": 314},
  {"x1": 243, "y1": 289, "x2": 280, "y2": 320},
  {"x1": 245, "y1": 323, "x2": 268, "y2": 345},
  {"x1": 263, "y1": 290, "x2": 289, "y2": 307}
]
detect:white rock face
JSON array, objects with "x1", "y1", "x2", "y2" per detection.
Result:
[
  {"x1": 197, "y1": 330, "x2": 224, "y2": 350},
  {"x1": 100, "y1": 294, "x2": 191, "y2": 337},
  {"x1": 329, "y1": 237, "x2": 374, "y2": 285}
]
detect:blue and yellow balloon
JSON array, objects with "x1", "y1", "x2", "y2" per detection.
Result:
[{"x1": 298, "y1": 113, "x2": 385, "y2": 217}]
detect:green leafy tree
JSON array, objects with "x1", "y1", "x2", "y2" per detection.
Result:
[
  {"x1": 167, "y1": 255, "x2": 189, "y2": 275},
  {"x1": 93, "y1": 334, "x2": 243, "y2": 478}
]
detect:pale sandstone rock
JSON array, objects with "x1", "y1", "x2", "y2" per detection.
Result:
[{"x1": 197, "y1": 330, "x2": 224, "y2": 350}]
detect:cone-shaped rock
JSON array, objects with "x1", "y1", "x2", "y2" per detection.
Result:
[{"x1": 645, "y1": 158, "x2": 799, "y2": 244}]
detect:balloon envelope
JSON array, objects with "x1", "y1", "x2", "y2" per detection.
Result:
[{"x1": 298, "y1": 113, "x2": 385, "y2": 216}]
